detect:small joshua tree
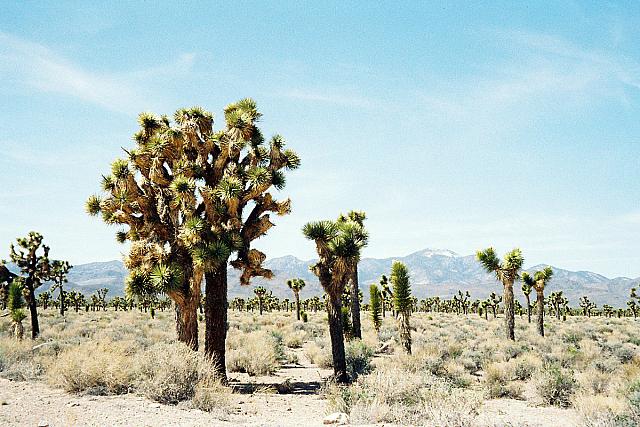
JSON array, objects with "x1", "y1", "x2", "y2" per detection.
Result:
[
  {"x1": 522, "y1": 281, "x2": 533, "y2": 323},
  {"x1": 339, "y1": 211, "x2": 367, "y2": 339},
  {"x1": 391, "y1": 261, "x2": 412, "y2": 354},
  {"x1": 369, "y1": 284, "x2": 382, "y2": 334},
  {"x1": 9, "y1": 232, "x2": 52, "y2": 339},
  {"x1": 477, "y1": 247, "x2": 523, "y2": 341},
  {"x1": 522, "y1": 267, "x2": 553, "y2": 337},
  {"x1": 8, "y1": 281, "x2": 27, "y2": 340},
  {"x1": 580, "y1": 296, "x2": 595, "y2": 317},
  {"x1": 37, "y1": 291, "x2": 51, "y2": 310},
  {"x1": 287, "y1": 278, "x2": 306, "y2": 321},
  {"x1": 254, "y1": 286, "x2": 267, "y2": 315},
  {"x1": 50, "y1": 260, "x2": 72, "y2": 316}
]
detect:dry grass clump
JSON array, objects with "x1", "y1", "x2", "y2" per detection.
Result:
[
  {"x1": 325, "y1": 361, "x2": 481, "y2": 426},
  {"x1": 226, "y1": 330, "x2": 281, "y2": 375},
  {"x1": 484, "y1": 361, "x2": 522, "y2": 399},
  {"x1": 47, "y1": 339, "x2": 137, "y2": 395},
  {"x1": 304, "y1": 338, "x2": 333, "y2": 368}
]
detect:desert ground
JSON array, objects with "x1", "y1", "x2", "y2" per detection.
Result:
[{"x1": 1, "y1": 308, "x2": 638, "y2": 426}]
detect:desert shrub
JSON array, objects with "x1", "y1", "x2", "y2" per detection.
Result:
[
  {"x1": 502, "y1": 344, "x2": 525, "y2": 362},
  {"x1": 573, "y1": 393, "x2": 631, "y2": 427},
  {"x1": 304, "y1": 339, "x2": 332, "y2": 368},
  {"x1": 592, "y1": 357, "x2": 621, "y2": 374},
  {"x1": 577, "y1": 369, "x2": 611, "y2": 395},
  {"x1": 535, "y1": 364, "x2": 577, "y2": 407},
  {"x1": 562, "y1": 330, "x2": 584, "y2": 346},
  {"x1": 345, "y1": 340, "x2": 374, "y2": 380},
  {"x1": 192, "y1": 375, "x2": 230, "y2": 413},
  {"x1": 614, "y1": 344, "x2": 637, "y2": 364},
  {"x1": 227, "y1": 330, "x2": 280, "y2": 375},
  {"x1": 0, "y1": 338, "x2": 37, "y2": 378},
  {"x1": 283, "y1": 330, "x2": 306, "y2": 349},
  {"x1": 135, "y1": 342, "x2": 203, "y2": 404},
  {"x1": 325, "y1": 363, "x2": 481, "y2": 426},
  {"x1": 484, "y1": 362, "x2": 521, "y2": 399},
  {"x1": 47, "y1": 340, "x2": 137, "y2": 395},
  {"x1": 513, "y1": 355, "x2": 538, "y2": 381}
]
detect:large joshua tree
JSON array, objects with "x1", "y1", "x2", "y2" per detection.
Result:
[
  {"x1": 391, "y1": 261, "x2": 412, "y2": 354},
  {"x1": 522, "y1": 267, "x2": 553, "y2": 337},
  {"x1": 9, "y1": 232, "x2": 52, "y2": 339},
  {"x1": 338, "y1": 211, "x2": 367, "y2": 339},
  {"x1": 303, "y1": 214, "x2": 368, "y2": 383},
  {"x1": 287, "y1": 278, "x2": 305, "y2": 321},
  {"x1": 87, "y1": 100, "x2": 299, "y2": 380},
  {"x1": 477, "y1": 247, "x2": 524, "y2": 341}
]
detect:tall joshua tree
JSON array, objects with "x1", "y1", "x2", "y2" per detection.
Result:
[
  {"x1": 0, "y1": 263, "x2": 17, "y2": 310},
  {"x1": 477, "y1": 248, "x2": 523, "y2": 341},
  {"x1": 391, "y1": 261, "x2": 412, "y2": 354},
  {"x1": 339, "y1": 211, "x2": 367, "y2": 339},
  {"x1": 303, "y1": 213, "x2": 368, "y2": 383},
  {"x1": 522, "y1": 281, "x2": 533, "y2": 323},
  {"x1": 9, "y1": 232, "x2": 52, "y2": 339},
  {"x1": 287, "y1": 278, "x2": 305, "y2": 321},
  {"x1": 254, "y1": 286, "x2": 267, "y2": 315},
  {"x1": 369, "y1": 284, "x2": 382, "y2": 334},
  {"x1": 87, "y1": 100, "x2": 299, "y2": 381},
  {"x1": 50, "y1": 260, "x2": 72, "y2": 316},
  {"x1": 522, "y1": 267, "x2": 553, "y2": 337}
]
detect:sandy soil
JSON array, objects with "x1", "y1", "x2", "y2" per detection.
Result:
[{"x1": 0, "y1": 348, "x2": 580, "y2": 427}]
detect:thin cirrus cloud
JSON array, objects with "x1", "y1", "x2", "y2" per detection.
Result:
[{"x1": 0, "y1": 32, "x2": 196, "y2": 116}]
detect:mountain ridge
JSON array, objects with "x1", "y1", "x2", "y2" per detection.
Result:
[{"x1": 6, "y1": 249, "x2": 638, "y2": 306}]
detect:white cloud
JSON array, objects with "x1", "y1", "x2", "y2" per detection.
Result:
[{"x1": 0, "y1": 32, "x2": 196, "y2": 115}]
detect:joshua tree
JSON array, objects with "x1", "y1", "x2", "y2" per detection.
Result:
[
  {"x1": 453, "y1": 290, "x2": 471, "y2": 315},
  {"x1": 287, "y1": 278, "x2": 305, "y2": 321},
  {"x1": 37, "y1": 291, "x2": 51, "y2": 310},
  {"x1": 97, "y1": 288, "x2": 109, "y2": 311},
  {"x1": 50, "y1": 260, "x2": 72, "y2": 316},
  {"x1": 628, "y1": 288, "x2": 639, "y2": 320},
  {"x1": 477, "y1": 247, "x2": 523, "y2": 341},
  {"x1": 254, "y1": 286, "x2": 267, "y2": 315},
  {"x1": 486, "y1": 292, "x2": 502, "y2": 318},
  {"x1": 379, "y1": 275, "x2": 391, "y2": 317},
  {"x1": 391, "y1": 261, "x2": 412, "y2": 354},
  {"x1": 603, "y1": 304, "x2": 614, "y2": 318},
  {"x1": 338, "y1": 211, "x2": 367, "y2": 339},
  {"x1": 9, "y1": 232, "x2": 52, "y2": 339},
  {"x1": 0, "y1": 263, "x2": 18, "y2": 310},
  {"x1": 579, "y1": 296, "x2": 595, "y2": 317},
  {"x1": 522, "y1": 267, "x2": 553, "y2": 337},
  {"x1": 549, "y1": 291, "x2": 564, "y2": 319},
  {"x1": 7, "y1": 281, "x2": 27, "y2": 340},
  {"x1": 522, "y1": 281, "x2": 533, "y2": 323},
  {"x1": 303, "y1": 213, "x2": 368, "y2": 383},
  {"x1": 87, "y1": 101, "x2": 300, "y2": 381},
  {"x1": 369, "y1": 284, "x2": 382, "y2": 334}
]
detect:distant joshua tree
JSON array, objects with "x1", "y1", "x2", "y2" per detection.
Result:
[
  {"x1": 522, "y1": 281, "x2": 533, "y2": 323},
  {"x1": 50, "y1": 260, "x2": 72, "y2": 316},
  {"x1": 522, "y1": 267, "x2": 553, "y2": 337},
  {"x1": 477, "y1": 248, "x2": 524, "y2": 341},
  {"x1": 391, "y1": 261, "x2": 412, "y2": 354},
  {"x1": 628, "y1": 288, "x2": 639, "y2": 320},
  {"x1": 369, "y1": 284, "x2": 382, "y2": 334},
  {"x1": 287, "y1": 278, "x2": 306, "y2": 321},
  {"x1": 580, "y1": 296, "x2": 596, "y2": 317},
  {"x1": 254, "y1": 286, "x2": 267, "y2": 315}
]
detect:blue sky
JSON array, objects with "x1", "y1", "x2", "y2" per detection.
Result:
[{"x1": 1, "y1": 1, "x2": 639, "y2": 277}]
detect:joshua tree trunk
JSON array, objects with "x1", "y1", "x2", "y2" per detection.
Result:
[
  {"x1": 525, "y1": 295, "x2": 531, "y2": 323},
  {"x1": 175, "y1": 296, "x2": 199, "y2": 351},
  {"x1": 59, "y1": 290, "x2": 65, "y2": 316},
  {"x1": 504, "y1": 283, "x2": 515, "y2": 341},
  {"x1": 536, "y1": 290, "x2": 545, "y2": 337},
  {"x1": 350, "y1": 268, "x2": 362, "y2": 339},
  {"x1": 13, "y1": 321, "x2": 24, "y2": 340},
  {"x1": 25, "y1": 280, "x2": 39, "y2": 339},
  {"x1": 205, "y1": 265, "x2": 229, "y2": 384},
  {"x1": 398, "y1": 310, "x2": 412, "y2": 354},
  {"x1": 327, "y1": 291, "x2": 348, "y2": 383},
  {"x1": 295, "y1": 292, "x2": 301, "y2": 321},
  {"x1": 258, "y1": 298, "x2": 263, "y2": 315}
]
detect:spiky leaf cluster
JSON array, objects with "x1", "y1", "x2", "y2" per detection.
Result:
[
  {"x1": 390, "y1": 261, "x2": 412, "y2": 313},
  {"x1": 477, "y1": 247, "x2": 524, "y2": 286}
]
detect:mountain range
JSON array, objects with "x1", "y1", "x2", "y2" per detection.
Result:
[{"x1": 7, "y1": 249, "x2": 638, "y2": 306}]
